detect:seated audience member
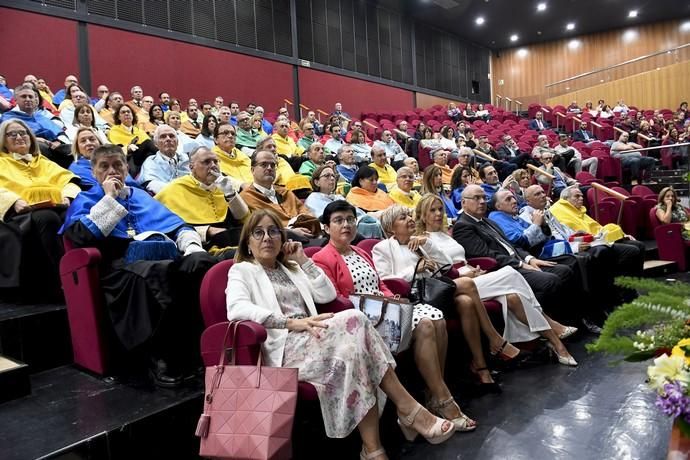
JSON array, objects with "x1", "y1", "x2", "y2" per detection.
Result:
[
  {"x1": 478, "y1": 164, "x2": 501, "y2": 202},
  {"x1": 403, "y1": 157, "x2": 423, "y2": 184},
  {"x1": 62, "y1": 144, "x2": 216, "y2": 387},
  {"x1": 496, "y1": 135, "x2": 531, "y2": 169},
  {"x1": 235, "y1": 111, "x2": 260, "y2": 151},
  {"x1": 2, "y1": 84, "x2": 73, "y2": 168},
  {"x1": 330, "y1": 102, "x2": 351, "y2": 126},
  {"x1": 462, "y1": 104, "x2": 477, "y2": 121},
  {"x1": 217, "y1": 105, "x2": 231, "y2": 124},
  {"x1": 438, "y1": 126, "x2": 459, "y2": 157},
  {"x1": 374, "y1": 130, "x2": 407, "y2": 164},
  {"x1": 297, "y1": 120, "x2": 320, "y2": 151},
  {"x1": 421, "y1": 165, "x2": 457, "y2": 221},
  {"x1": 501, "y1": 168, "x2": 531, "y2": 209},
  {"x1": 145, "y1": 103, "x2": 166, "y2": 134},
  {"x1": 456, "y1": 147, "x2": 481, "y2": 180},
  {"x1": 447, "y1": 102, "x2": 462, "y2": 122},
  {"x1": 69, "y1": 127, "x2": 138, "y2": 190},
  {"x1": 211, "y1": 96, "x2": 223, "y2": 116},
  {"x1": 240, "y1": 149, "x2": 320, "y2": 241},
  {"x1": 195, "y1": 114, "x2": 217, "y2": 149},
  {"x1": 394, "y1": 120, "x2": 412, "y2": 150},
  {"x1": 613, "y1": 100, "x2": 629, "y2": 115},
  {"x1": 610, "y1": 132, "x2": 656, "y2": 184},
  {"x1": 532, "y1": 135, "x2": 573, "y2": 172},
  {"x1": 476, "y1": 135, "x2": 515, "y2": 180},
  {"x1": 389, "y1": 166, "x2": 422, "y2": 209},
  {"x1": 535, "y1": 151, "x2": 578, "y2": 198},
  {"x1": 453, "y1": 185, "x2": 576, "y2": 319},
  {"x1": 98, "y1": 91, "x2": 124, "y2": 126},
  {"x1": 549, "y1": 186, "x2": 644, "y2": 275},
  {"x1": 65, "y1": 104, "x2": 108, "y2": 145},
  {"x1": 655, "y1": 186, "x2": 689, "y2": 239},
  {"x1": 298, "y1": 142, "x2": 325, "y2": 177},
  {"x1": 662, "y1": 128, "x2": 687, "y2": 168},
  {"x1": 475, "y1": 103, "x2": 490, "y2": 121},
  {"x1": 156, "y1": 146, "x2": 248, "y2": 256},
  {"x1": 35, "y1": 77, "x2": 54, "y2": 105},
  {"x1": 255, "y1": 135, "x2": 296, "y2": 186},
  {"x1": 336, "y1": 144, "x2": 358, "y2": 184},
  {"x1": 272, "y1": 118, "x2": 304, "y2": 158},
  {"x1": 346, "y1": 165, "x2": 394, "y2": 213},
  {"x1": 251, "y1": 113, "x2": 269, "y2": 138},
  {"x1": 350, "y1": 129, "x2": 373, "y2": 164},
  {"x1": 137, "y1": 125, "x2": 191, "y2": 194},
  {"x1": 567, "y1": 101, "x2": 581, "y2": 113},
  {"x1": 228, "y1": 209, "x2": 454, "y2": 457},
  {"x1": 324, "y1": 123, "x2": 345, "y2": 155},
  {"x1": 529, "y1": 111, "x2": 548, "y2": 131},
  {"x1": 51, "y1": 75, "x2": 79, "y2": 107},
  {"x1": 369, "y1": 145, "x2": 397, "y2": 191},
  {"x1": 584, "y1": 101, "x2": 598, "y2": 117},
  {"x1": 554, "y1": 134, "x2": 597, "y2": 176},
  {"x1": 251, "y1": 106, "x2": 270, "y2": 134},
  {"x1": 432, "y1": 149, "x2": 455, "y2": 185},
  {"x1": 208, "y1": 122, "x2": 253, "y2": 186},
  {"x1": 598, "y1": 105, "x2": 614, "y2": 119},
  {"x1": 303, "y1": 110, "x2": 323, "y2": 135},
  {"x1": 180, "y1": 104, "x2": 202, "y2": 137},
  {"x1": 449, "y1": 166, "x2": 477, "y2": 210},
  {"x1": 127, "y1": 85, "x2": 145, "y2": 111},
  {"x1": 0, "y1": 119, "x2": 81, "y2": 298},
  {"x1": 163, "y1": 111, "x2": 198, "y2": 155},
  {"x1": 489, "y1": 189, "x2": 550, "y2": 253},
  {"x1": 572, "y1": 122, "x2": 597, "y2": 144},
  {"x1": 108, "y1": 103, "x2": 158, "y2": 174},
  {"x1": 59, "y1": 85, "x2": 105, "y2": 129},
  {"x1": 412, "y1": 195, "x2": 577, "y2": 364},
  {"x1": 314, "y1": 201, "x2": 479, "y2": 429},
  {"x1": 305, "y1": 165, "x2": 383, "y2": 239}
]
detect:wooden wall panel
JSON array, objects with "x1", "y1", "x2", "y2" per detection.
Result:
[
  {"x1": 416, "y1": 93, "x2": 466, "y2": 110},
  {"x1": 491, "y1": 19, "x2": 690, "y2": 105},
  {"x1": 546, "y1": 60, "x2": 690, "y2": 111}
]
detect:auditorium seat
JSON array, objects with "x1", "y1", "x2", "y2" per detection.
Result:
[{"x1": 649, "y1": 208, "x2": 690, "y2": 271}]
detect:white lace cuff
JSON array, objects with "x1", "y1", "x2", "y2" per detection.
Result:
[
  {"x1": 176, "y1": 229, "x2": 205, "y2": 255},
  {"x1": 87, "y1": 195, "x2": 127, "y2": 237}
]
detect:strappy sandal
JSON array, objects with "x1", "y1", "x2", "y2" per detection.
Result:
[
  {"x1": 429, "y1": 397, "x2": 477, "y2": 432},
  {"x1": 360, "y1": 447, "x2": 387, "y2": 460},
  {"x1": 490, "y1": 339, "x2": 531, "y2": 363},
  {"x1": 397, "y1": 403, "x2": 455, "y2": 444}
]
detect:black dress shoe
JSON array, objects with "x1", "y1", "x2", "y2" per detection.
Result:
[
  {"x1": 149, "y1": 359, "x2": 183, "y2": 388},
  {"x1": 582, "y1": 318, "x2": 603, "y2": 335}
]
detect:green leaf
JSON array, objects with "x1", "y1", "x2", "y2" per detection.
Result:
[{"x1": 623, "y1": 350, "x2": 658, "y2": 362}]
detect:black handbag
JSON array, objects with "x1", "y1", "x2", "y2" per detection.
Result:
[{"x1": 410, "y1": 258, "x2": 457, "y2": 314}]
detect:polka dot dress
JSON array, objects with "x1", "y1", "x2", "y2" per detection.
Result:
[{"x1": 343, "y1": 252, "x2": 443, "y2": 329}]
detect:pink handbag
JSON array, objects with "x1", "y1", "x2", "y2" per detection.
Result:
[{"x1": 196, "y1": 321, "x2": 298, "y2": 459}]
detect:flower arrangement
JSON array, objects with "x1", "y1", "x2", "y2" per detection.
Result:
[{"x1": 588, "y1": 277, "x2": 690, "y2": 435}]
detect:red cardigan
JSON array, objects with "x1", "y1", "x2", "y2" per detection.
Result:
[{"x1": 312, "y1": 243, "x2": 394, "y2": 298}]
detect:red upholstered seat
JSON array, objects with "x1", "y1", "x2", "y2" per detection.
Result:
[{"x1": 649, "y1": 208, "x2": 690, "y2": 271}]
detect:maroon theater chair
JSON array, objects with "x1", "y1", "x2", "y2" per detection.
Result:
[{"x1": 649, "y1": 208, "x2": 690, "y2": 272}]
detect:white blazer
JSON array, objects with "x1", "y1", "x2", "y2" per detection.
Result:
[
  {"x1": 226, "y1": 261, "x2": 337, "y2": 367},
  {"x1": 371, "y1": 236, "x2": 443, "y2": 282}
]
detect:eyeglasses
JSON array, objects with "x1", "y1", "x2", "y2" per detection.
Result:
[
  {"x1": 5, "y1": 130, "x2": 29, "y2": 138},
  {"x1": 238, "y1": 118, "x2": 250, "y2": 122},
  {"x1": 217, "y1": 131, "x2": 236, "y2": 137},
  {"x1": 318, "y1": 173, "x2": 336, "y2": 179},
  {"x1": 398, "y1": 174, "x2": 414, "y2": 179},
  {"x1": 330, "y1": 216, "x2": 356, "y2": 226},
  {"x1": 251, "y1": 226, "x2": 282, "y2": 240},
  {"x1": 256, "y1": 161, "x2": 277, "y2": 169},
  {"x1": 465, "y1": 195, "x2": 487, "y2": 202}
]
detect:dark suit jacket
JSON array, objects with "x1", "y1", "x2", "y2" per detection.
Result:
[
  {"x1": 496, "y1": 145, "x2": 520, "y2": 161},
  {"x1": 572, "y1": 129, "x2": 596, "y2": 142},
  {"x1": 452, "y1": 212, "x2": 529, "y2": 270},
  {"x1": 529, "y1": 119, "x2": 548, "y2": 131}
]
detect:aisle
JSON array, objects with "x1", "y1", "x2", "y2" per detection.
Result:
[{"x1": 400, "y1": 335, "x2": 672, "y2": 460}]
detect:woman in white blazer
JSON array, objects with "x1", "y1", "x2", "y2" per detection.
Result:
[
  {"x1": 226, "y1": 209, "x2": 455, "y2": 460},
  {"x1": 411, "y1": 194, "x2": 578, "y2": 367}
]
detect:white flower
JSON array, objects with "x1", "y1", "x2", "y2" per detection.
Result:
[{"x1": 648, "y1": 354, "x2": 690, "y2": 391}]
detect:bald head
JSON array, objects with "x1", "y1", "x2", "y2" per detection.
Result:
[
  {"x1": 460, "y1": 184, "x2": 487, "y2": 219},
  {"x1": 525, "y1": 185, "x2": 548, "y2": 210}
]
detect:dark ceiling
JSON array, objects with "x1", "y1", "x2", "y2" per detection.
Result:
[{"x1": 384, "y1": 0, "x2": 690, "y2": 50}]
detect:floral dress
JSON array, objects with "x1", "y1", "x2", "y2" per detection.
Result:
[
  {"x1": 343, "y1": 252, "x2": 443, "y2": 328},
  {"x1": 263, "y1": 260, "x2": 395, "y2": 438},
  {"x1": 656, "y1": 203, "x2": 690, "y2": 240}
]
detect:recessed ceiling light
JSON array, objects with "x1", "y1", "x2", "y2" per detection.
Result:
[
  {"x1": 537, "y1": 3, "x2": 547, "y2": 11},
  {"x1": 510, "y1": 34, "x2": 519, "y2": 42},
  {"x1": 566, "y1": 23, "x2": 575, "y2": 31},
  {"x1": 568, "y1": 39, "x2": 581, "y2": 49},
  {"x1": 628, "y1": 10, "x2": 638, "y2": 18},
  {"x1": 475, "y1": 17, "x2": 485, "y2": 25}
]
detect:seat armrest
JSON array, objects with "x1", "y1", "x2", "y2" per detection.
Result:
[
  {"x1": 382, "y1": 278, "x2": 411, "y2": 297},
  {"x1": 318, "y1": 296, "x2": 354, "y2": 314},
  {"x1": 467, "y1": 257, "x2": 498, "y2": 272},
  {"x1": 59, "y1": 248, "x2": 102, "y2": 275},
  {"x1": 200, "y1": 321, "x2": 267, "y2": 366}
]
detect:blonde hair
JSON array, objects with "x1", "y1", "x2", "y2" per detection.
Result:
[
  {"x1": 379, "y1": 205, "x2": 410, "y2": 238},
  {"x1": 415, "y1": 194, "x2": 444, "y2": 234},
  {"x1": 71, "y1": 126, "x2": 103, "y2": 159}
]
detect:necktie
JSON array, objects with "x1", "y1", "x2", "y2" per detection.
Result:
[{"x1": 479, "y1": 219, "x2": 517, "y2": 257}]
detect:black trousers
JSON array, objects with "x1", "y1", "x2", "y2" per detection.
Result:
[
  {"x1": 612, "y1": 239, "x2": 645, "y2": 276},
  {"x1": 517, "y1": 261, "x2": 573, "y2": 319}
]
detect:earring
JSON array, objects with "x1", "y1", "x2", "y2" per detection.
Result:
[{"x1": 248, "y1": 247, "x2": 252, "y2": 256}]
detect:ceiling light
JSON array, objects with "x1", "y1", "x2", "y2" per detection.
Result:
[
  {"x1": 568, "y1": 39, "x2": 581, "y2": 49},
  {"x1": 537, "y1": 3, "x2": 546, "y2": 11},
  {"x1": 628, "y1": 10, "x2": 638, "y2": 18},
  {"x1": 681, "y1": 21, "x2": 690, "y2": 32},
  {"x1": 475, "y1": 17, "x2": 485, "y2": 25},
  {"x1": 566, "y1": 23, "x2": 575, "y2": 31},
  {"x1": 623, "y1": 29, "x2": 638, "y2": 42},
  {"x1": 517, "y1": 48, "x2": 528, "y2": 58},
  {"x1": 510, "y1": 34, "x2": 519, "y2": 42}
]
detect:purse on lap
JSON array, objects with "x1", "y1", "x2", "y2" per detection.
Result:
[
  {"x1": 196, "y1": 321, "x2": 298, "y2": 460},
  {"x1": 354, "y1": 294, "x2": 414, "y2": 354},
  {"x1": 410, "y1": 259, "x2": 457, "y2": 315}
]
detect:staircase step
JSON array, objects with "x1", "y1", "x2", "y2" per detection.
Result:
[{"x1": 643, "y1": 260, "x2": 677, "y2": 277}]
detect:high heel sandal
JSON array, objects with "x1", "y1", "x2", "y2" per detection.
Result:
[
  {"x1": 469, "y1": 364, "x2": 502, "y2": 394},
  {"x1": 490, "y1": 339, "x2": 530, "y2": 362},
  {"x1": 360, "y1": 447, "x2": 387, "y2": 460},
  {"x1": 557, "y1": 326, "x2": 579, "y2": 340},
  {"x1": 429, "y1": 397, "x2": 477, "y2": 432},
  {"x1": 397, "y1": 403, "x2": 455, "y2": 444},
  {"x1": 546, "y1": 343, "x2": 578, "y2": 366}
]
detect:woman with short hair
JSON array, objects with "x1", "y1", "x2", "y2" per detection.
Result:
[{"x1": 346, "y1": 165, "x2": 394, "y2": 213}]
